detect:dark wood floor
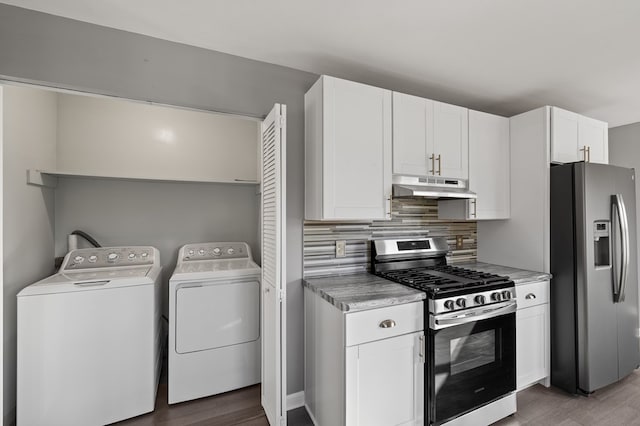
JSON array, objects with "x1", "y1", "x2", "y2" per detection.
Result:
[
  {"x1": 494, "y1": 369, "x2": 640, "y2": 425},
  {"x1": 114, "y1": 381, "x2": 312, "y2": 426},
  {"x1": 115, "y1": 366, "x2": 640, "y2": 425}
]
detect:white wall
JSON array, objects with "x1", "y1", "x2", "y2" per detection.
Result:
[
  {"x1": 2, "y1": 85, "x2": 57, "y2": 424},
  {"x1": 56, "y1": 94, "x2": 259, "y2": 182},
  {"x1": 54, "y1": 177, "x2": 260, "y2": 314}
]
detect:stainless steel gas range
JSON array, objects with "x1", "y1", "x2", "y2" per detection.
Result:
[{"x1": 372, "y1": 237, "x2": 517, "y2": 426}]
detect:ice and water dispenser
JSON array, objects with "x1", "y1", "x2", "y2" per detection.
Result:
[{"x1": 594, "y1": 220, "x2": 611, "y2": 268}]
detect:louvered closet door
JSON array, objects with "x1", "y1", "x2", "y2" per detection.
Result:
[{"x1": 261, "y1": 103, "x2": 287, "y2": 426}]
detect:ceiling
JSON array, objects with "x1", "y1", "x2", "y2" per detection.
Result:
[{"x1": 3, "y1": 0, "x2": 639, "y2": 127}]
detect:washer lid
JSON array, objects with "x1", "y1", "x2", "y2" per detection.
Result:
[{"x1": 17, "y1": 267, "x2": 154, "y2": 297}]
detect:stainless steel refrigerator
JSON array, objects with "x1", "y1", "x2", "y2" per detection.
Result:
[{"x1": 551, "y1": 162, "x2": 640, "y2": 394}]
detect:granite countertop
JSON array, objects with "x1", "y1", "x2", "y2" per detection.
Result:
[
  {"x1": 457, "y1": 261, "x2": 552, "y2": 285},
  {"x1": 303, "y1": 273, "x2": 425, "y2": 312}
]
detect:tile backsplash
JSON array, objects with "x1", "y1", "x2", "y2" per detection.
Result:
[{"x1": 304, "y1": 198, "x2": 477, "y2": 277}]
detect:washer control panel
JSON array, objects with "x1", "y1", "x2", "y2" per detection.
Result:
[
  {"x1": 181, "y1": 242, "x2": 251, "y2": 262},
  {"x1": 63, "y1": 247, "x2": 155, "y2": 270}
]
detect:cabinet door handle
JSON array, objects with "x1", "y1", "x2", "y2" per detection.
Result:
[
  {"x1": 470, "y1": 199, "x2": 477, "y2": 218},
  {"x1": 587, "y1": 146, "x2": 591, "y2": 162},
  {"x1": 429, "y1": 154, "x2": 435, "y2": 174},
  {"x1": 437, "y1": 154, "x2": 442, "y2": 176},
  {"x1": 525, "y1": 293, "x2": 536, "y2": 300},
  {"x1": 580, "y1": 146, "x2": 587, "y2": 162},
  {"x1": 386, "y1": 195, "x2": 392, "y2": 218},
  {"x1": 379, "y1": 319, "x2": 396, "y2": 328}
]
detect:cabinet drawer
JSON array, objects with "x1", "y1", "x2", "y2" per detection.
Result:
[
  {"x1": 516, "y1": 281, "x2": 549, "y2": 309},
  {"x1": 345, "y1": 302, "x2": 423, "y2": 347}
]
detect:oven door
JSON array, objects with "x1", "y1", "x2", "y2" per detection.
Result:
[{"x1": 427, "y1": 305, "x2": 516, "y2": 425}]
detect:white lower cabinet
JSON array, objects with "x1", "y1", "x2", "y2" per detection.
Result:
[
  {"x1": 305, "y1": 288, "x2": 424, "y2": 426},
  {"x1": 515, "y1": 281, "x2": 550, "y2": 390}
]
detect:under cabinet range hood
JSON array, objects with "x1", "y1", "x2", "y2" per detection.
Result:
[{"x1": 392, "y1": 175, "x2": 477, "y2": 199}]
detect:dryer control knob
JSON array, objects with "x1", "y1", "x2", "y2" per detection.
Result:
[
  {"x1": 88, "y1": 255, "x2": 98, "y2": 263},
  {"x1": 227, "y1": 248, "x2": 235, "y2": 255},
  {"x1": 107, "y1": 253, "x2": 119, "y2": 262},
  {"x1": 73, "y1": 256, "x2": 84, "y2": 264}
]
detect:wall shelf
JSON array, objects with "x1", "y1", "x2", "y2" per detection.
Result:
[{"x1": 27, "y1": 169, "x2": 260, "y2": 188}]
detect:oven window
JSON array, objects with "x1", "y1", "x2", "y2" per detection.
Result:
[{"x1": 450, "y1": 330, "x2": 496, "y2": 375}]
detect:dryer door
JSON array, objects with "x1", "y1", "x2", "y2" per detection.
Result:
[{"x1": 175, "y1": 279, "x2": 260, "y2": 354}]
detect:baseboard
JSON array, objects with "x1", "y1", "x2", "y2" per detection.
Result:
[{"x1": 287, "y1": 391, "x2": 305, "y2": 410}]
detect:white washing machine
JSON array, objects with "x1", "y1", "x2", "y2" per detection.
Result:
[
  {"x1": 17, "y1": 246, "x2": 162, "y2": 426},
  {"x1": 169, "y1": 242, "x2": 261, "y2": 404}
]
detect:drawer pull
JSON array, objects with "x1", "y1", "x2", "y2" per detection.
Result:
[
  {"x1": 379, "y1": 319, "x2": 396, "y2": 328},
  {"x1": 525, "y1": 293, "x2": 536, "y2": 300}
]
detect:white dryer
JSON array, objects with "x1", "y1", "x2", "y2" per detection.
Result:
[
  {"x1": 17, "y1": 246, "x2": 162, "y2": 426},
  {"x1": 169, "y1": 242, "x2": 261, "y2": 404}
]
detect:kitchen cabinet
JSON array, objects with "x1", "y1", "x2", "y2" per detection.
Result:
[
  {"x1": 438, "y1": 110, "x2": 510, "y2": 220},
  {"x1": 305, "y1": 289, "x2": 424, "y2": 426},
  {"x1": 515, "y1": 280, "x2": 550, "y2": 390},
  {"x1": 392, "y1": 92, "x2": 468, "y2": 180},
  {"x1": 305, "y1": 75, "x2": 392, "y2": 220},
  {"x1": 551, "y1": 107, "x2": 608, "y2": 164}
]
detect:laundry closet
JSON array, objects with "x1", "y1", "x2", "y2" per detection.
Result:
[{"x1": 2, "y1": 83, "x2": 265, "y2": 421}]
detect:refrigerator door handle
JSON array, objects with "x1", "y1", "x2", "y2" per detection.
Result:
[{"x1": 612, "y1": 194, "x2": 630, "y2": 303}]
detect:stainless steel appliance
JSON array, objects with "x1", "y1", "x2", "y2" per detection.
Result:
[
  {"x1": 551, "y1": 162, "x2": 640, "y2": 394},
  {"x1": 372, "y1": 237, "x2": 516, "y2": 426}
]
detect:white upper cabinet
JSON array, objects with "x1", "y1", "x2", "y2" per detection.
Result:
[
  {"x1": 551, "y1": 107, "x2": 608, "y2": 164},
  {"x1": 305, "y1": 76, "x2": 392, "y2": 221},
  {"x1": 433, "y1": 101, "x2": 469, "y2": 179},
  {"x1": 438, "y1": 110, "x2": 509, "y2": 220},
  {"x1": 392, "y1": 92, "x2": 468, "y2": 180},
  {"x1": 392, "y1": 92, "x2": 433, "y2": 176}
]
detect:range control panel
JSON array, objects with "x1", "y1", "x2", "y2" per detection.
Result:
[
  {"x1": 63, "y1": 247, "x2": 155, "y2": 270},
  {"x1": 181, "y1": 242, "x2": 250, "y2": 262}
]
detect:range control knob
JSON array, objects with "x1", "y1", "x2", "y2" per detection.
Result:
[
  {"x1": 128, "y1": 253, "x2": 136, "y2": 260},
  {"x1": 73, "y1": 255, "x2": 84, "y2": 264},
  {"x1": 141, "y1": 252, "x2": 148, "y2": 258},
  {"x1": 188, "y1": 249, "x2": 195, "y2": 256},
  {"x1": 502, "y1": 290, "x2": 512, "y2": 300},
  {"x1": 107, "y1": 253, "x2": 119, "y2": 262},
  {"x1": 444, "y1": 300, "x2": 455, "y2": 310},
  {"x1": 474, "y1": 295, "x2": 486, "y2": 305},
  {"x1": 213, "y1": 247, "x2": 222, "y2": 256},
  {"x1": 88, "y1": 255, "x2": 98, "y2": 263},
  {"x1": 227, "y1": 247, "x2": 235, "y2": 255},
  {"x1": 491, "y1": 292, "x2": 502, "y2": 302},
  {"x1": 198, "y1": 249, "x2": 205, "y2": 256},
  {"x1": 456, "y1": 298, "x2": 467, "y2": 308}
]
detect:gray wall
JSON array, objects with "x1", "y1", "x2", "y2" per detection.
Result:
[
  {"x1": 2, "y1": 85, "x2": 57, "y2": 424},
  {"x1": 0, "y1": 3, "x2": 318, "y2": 422},
  {"x1": 54, "y1": 178, "x2": 261, "y2": 316}
]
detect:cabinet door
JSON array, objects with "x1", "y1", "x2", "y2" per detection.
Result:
[
  {"x1": 392, "y1": 92, "x2": 433, "y2": 176},
  {"x1": 579, "y1": 115, "x2": 608, "y2": 164},
  {"x1": 346, "y1": 332, "x2": 424, "y2": 426},
  {"x1": 551, "y1": 107, "x2": 580, "y2": 163},
  {"x1": 323, "y1": 77, "x2": 392, "y2": 220},
  {"x1": 433, "y1": 101, "x2": 468, "y2": 179},
  {"x1": 516, "y1": 303, "x2": 549, "y2": 390},
  {"x1": 468, "y1": 110, "x2": 510, "y2": 220}
]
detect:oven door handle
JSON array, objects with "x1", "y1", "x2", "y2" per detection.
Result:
[{"x1": 431, "y1": 301, "x2": 517, "y2": 330}]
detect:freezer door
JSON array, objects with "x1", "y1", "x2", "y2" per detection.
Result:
[{"x1": 576, "y1": 163, "x2": 639, "y2": 392}]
